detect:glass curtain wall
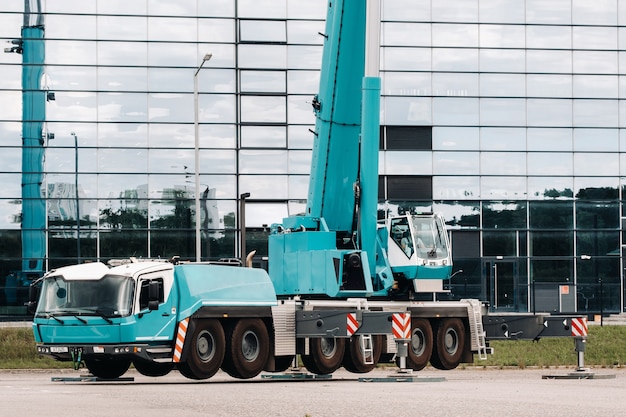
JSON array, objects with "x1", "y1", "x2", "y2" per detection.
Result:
[{"x1": 0, "y1": 0, "x2": 625, "y2": 316}]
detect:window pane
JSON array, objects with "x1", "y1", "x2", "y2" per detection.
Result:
[
  {"x1": 479, "y1": 24, "x2": 525, "y2": 48},
  {"x1": 383, "y1": 151, "x2": 432, "y2": 175},
  {"x1": 241, "y1": 126, "x2": 286, "y2": 148},
  {"x1": 241, "y1": 71, "x2": 286, "y2": 93},
  {"x1": 527, "y1": 26, "x2": 571, "y2": 49},
  {"x1": 382, "y1": 23, "x2": 431, "y2": 46},
  {"x1": 433, "y1": 98, "x2": 479, "y2": 126},
  {"x1": 527, "y1": 153, "x2": 573, "y2": 176},
  {"x1": 529, "y1": 201, "x2": 573, "y2": 229},
  {"x1": 576, "y1": 201, "x2": 619, "y2": 229},
  {"x1": 527, "y1": 128, "x2": 572, "y2": 151},
  {"x1": 527, "y1": 99, "x2": 573, "y2": 127},
  {"x1": 483, "y1": 201, "x2": 527, "y2": 229},
  {"x1": 433, "y1": 127, "x2": 479, "y2": 151},
  {"x1": 480, "y1": 128, "x2": 526, "y2": 151},
  {"x1": 433, "y1": 151, "x2": 479, "y2": 175},
  {"x1": 481, "y1": 177, "x2": 527, "y2": 199},
  {"x1": 382, "y1": 47, "x2": 431, "y2": 71},
  {"x1": 385, "y1": 126, "x2": 432, "y2": 150},
  {"x1": 480, "y1": 74, "x2": 525, "y2": 97},
  {"x1": 574, "y1": 129, "x2": 618, "y2": 152},
  {"x1": 239, "y1": 150, "x2": 288, "y2": 174},
  {"x1": 239, "y1": 175, "x2": 288, "y2": 199},
  {"x1": 384, "y1": 72, "x2": 431, "y2": 96},
  {"x1": 239, "y1": 45, "x2": 287, "y2": 69},
  {"x1": 531, "y1": 232, "x2": 573, "y2": 256},
  {"x1": 481, "y1": 152, "x2": 526, "y2": 175},
  {"x1": 480, "y1": 99, "x2": 526, "y2": 126},
  {"x1": 433, "y1": 48, "x2": 478, "y2": 72},
  {"x1": 241, "y1": 96, "x2": 286, "y2": 123},
  {"x1": 240, "y1": 20, "x2": 286, "y2": 43},
  {"x1": 527, "y1": 74, "x2": 572, "y2": 98},
  {"x1": 433, "y1": 176, "x2": 480, "y2": 200},
  {"x1": 383, "y1": 97, "x2": 432, "y2": 125},
  {"x1": 433, "y1": 73, "x2": 478, "y2": 97},
  {"x1": 528, "y1": 177, "x2": 573, "y2": 200},
  {"x1": 480, "y1": 49, "x2": 525, "y2": 73}
]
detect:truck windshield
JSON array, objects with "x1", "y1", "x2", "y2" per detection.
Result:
[
  {"x1": 411, "y1": 216, "x2": 449, "y2": 260},
  {"x1": 36, "y1": 274, "x2": 135, "y2": 318}
]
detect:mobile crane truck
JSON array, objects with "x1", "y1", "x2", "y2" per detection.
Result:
[{"x1": 30, "y1": 0, "x2": 586, "y2": 380}]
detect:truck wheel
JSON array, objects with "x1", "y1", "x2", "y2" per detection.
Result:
[
  {"x1": 85, "y1": 358, "x2": 131, "y2": 379},
  {"x1": 178, "y1": 319, "x2": 225, "y2": 380},
  {"x1": 301, "y1": 337, "x2": 345, "y2": 375},
  {"x1": 396, "y1": 318, "x2": 433, "y2": 371},
  {"x1": 342, "y1": 335, "x2": 383, "y2": 373},
  {"x1": 132, "y1": 360, "x2": 174, "y2": 377},
  {"x1": 222, "y1": 318, "x2": 270, "y2": 379},
  {"x1": 430, "y1": 318, "x2": 465, "y2": 370}
]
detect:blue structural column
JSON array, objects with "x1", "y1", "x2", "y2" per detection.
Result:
[{"x1": 21, "y1": 24, "x2": 46, "y2": 273}]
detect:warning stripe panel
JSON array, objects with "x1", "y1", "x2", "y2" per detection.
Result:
[
  {"x1": 173, "y1": 317, "x2": 189, "y2": 363},
  {"x1": 347, "y1": 313, "x2": 359, "y2": 336},
  {"x1": 571, "y1": 317, "x2": 588, "y2": 337},
  {"x1": 392, "y1": 312, "x2": 411, "y2": 339}
]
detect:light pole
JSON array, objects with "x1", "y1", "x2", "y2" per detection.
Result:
[
  {"x1": 194, "y1": 53, "x2": 212, "y2": 262},
  {"x1": 71, "y1": 132, "x2": 80, "y2": 262}
]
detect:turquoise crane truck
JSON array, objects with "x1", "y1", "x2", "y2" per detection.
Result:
[{"x1": 30, "y1": 0, "x2": 585, "y2": 380}]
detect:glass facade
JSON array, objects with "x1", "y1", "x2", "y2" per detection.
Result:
[{"x1": 1, "y1": 0, "x2": 625, "y2": 316}]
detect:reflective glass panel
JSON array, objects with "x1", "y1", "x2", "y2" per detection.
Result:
[
  {"x1": 480, "y1": 99, "x2": 526, "y2": 126},
  {"x1": 483, "y1": 231, "x2": 518, "y2": 256},
  {"x1": 240, "y1": 20, "x2": 286, "y2": 43},
  {"x1": 433, "y1": 151, "x2": 479, "y2": 175},
  {"x1": 573, "y1": 100, "x2": 618, "y2": 128},
  {"x1": 433, "y1": 73, "x2": 478, "y2": 97},
  {"x1": 527, "y1": 99, "x2": 573, "y2": 127},
  {"x1": 238, "y1": 0, "x2": 286, "y2": 19},
  {"x1": 576, "y1": 201, "x2": 619, "y2": 228},
  {"x1": 382, "y1": 47, "x2": 431, "y2": 71},
  {"x1": 383, "y1": 97, "x2": 432, "y2": 125},
  {"x1": 573, "y1": 27, "x2": 617, "y2": 50},
  {"x1": 573, "y1": 129, "x2": 618, "y2": 152},
  {"x1": 527, "y1": 50, "x2": 572, "y2": 74},
  {"x1": 288, "y1": 176, "x2": 309, "y2": 200},
  {"x1": 288, "y1": 71, "x2": 319, "y2": 94},
  {"x1": 239, "y1": 175, "x2": 288, "y2": 199},
  {"x1": 479, "y1": 25, "x2": 525, "y2": 48},
  {"x1": 287, "y1": 20, "x2": 325, "y2": 44},
  {"x1": 433, "y1": 98, "x2": 479, "y2": 126},
  {"x1": 480, "y1": 49, "x2": 525, "y2": 73},
  {"x1": 432, "y1": 1, "x2": 478, "y2": 22},
  {"x1": 433, "y1": 176, "x2": 480, "y2": 200},
  {"x1": 240, "y1": 96, "x2": 286, "y2": 123},
  {"x1": 382, "y1": 0, "x2": 430, "y2": 21},
  {"x1": 288, "y1": 96, "x2": 316, "y2": 124},
  {"x1": 241, "y1": 71, "x2": 286, "y2": 93},
  {"x1": 483, "y1": 201, "x2": 527, "y2": 229},
  {"x1": 239, "y1": 45, "x2": 287, "y2": 69},
  {"x1": 480, "y1": 152, "x2": 526, "y2": 175},
  {"x1": 573, "y1": 51, "x2": 618, "y2": 74},
  {"x1": 198, "y1": 150, "x2": 236, "y2": 174},
  {"x1": 382, "y1": 151, "x2": 432, "y2": 175},
  {"x1": 526, "y1": 26, "x2": 572, "y2": 49},
  {"x1": 531, "y1": 232, "x2": 573, "y2": 256},
  {"x1": 480, "y1": 128, "x2": 526, "y2": 151},
  {"x1": 527, "y1": 153, "x2": 573, "y2": 176},
  {"x1": 573, "y1": 75, "x2": 618, "y2": 99},
  {"x1": 239, "y1": 150, "x2": 288, "y2": 174},
  {"x1": 432, "y1": 48, "x2": 478, "y2": 72},
  {"x1": 529, "y1": 201, "x2": 573, "y2": 229},
  {"x1": 527, "y1": 128, "x2": 572, "y2": 151},
  {"x1": 288, "y1": 45, "x2": 323, "y2": 70},
  {"x1": 98, "y1": 67, "x2": 147, "y2": 92},
  {"x1": 433, "y1": 201, "x2": 480, "y2": 229},
  {"x1": 526, "y1": 0, "x2": 572, "y2": 24},
  {"x1": 288, "y1": 151, "x2": 312, "y2": 175},
  {"x1": 245, "y1": 203, "x2": 289, "y2": 227},
  {"x1": 97, "y1": 42, "x2": 147, "y2": 66},
  {"x1": 197, "y1": 0, "x2": 235, "y2": 17},
  {"x1": 481, "y1": 177, "x2": 527, "y2": 200},
  {"x1": 432, "y1": 127, "x2": 479, "y2": 151},
  {"x1": 198, "y1": 19, "x2": 235, "y2": 42},
  {"x1": 99, "y1": 149, "x2": 148, "y2": 173},
  {"x1": 572, "y1": 0, "x2": 617, "y2": 25},
  {"x1": 527, "y1": 74, "x2": 572, "y2": 98},
  {"x1": 98, "y1": 16, "x2": 147, "y2": 41},
  {"x1": 382, "y1": 23, "x2": 431, "y2": 46},
  {"x1": 574, "y1": 177, "x2": 619, "y2": 198},
  {"x1": 241, "y1": 126, "x2": 286, "y2": 148},
  {"x1": 384, "y1": 72, "x2": 431, "y2": 97},
  {"x1": 528, "y1": 177, "x2": 574, "y2": 200},
  {"x1": 288, "y1": 126, "x2": 315, "y2": 149},
  {"x1": 480, "y1": 74, "x2": 525, "y2": 97},
  {"x1": 198, "y1": 94, "x2": 236, "y2": 124}
]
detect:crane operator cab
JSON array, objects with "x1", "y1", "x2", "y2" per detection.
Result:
[{"x1": 387, "y1": 213, "x2": 452, "y2": 294}]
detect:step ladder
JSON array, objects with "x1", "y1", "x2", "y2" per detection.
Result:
[
  {"x1": 360, "y1": 334, "x2": 374, "y2": 365},
  {"x1": 464, "y1": 299, "x2": 488, "y2": 360}
]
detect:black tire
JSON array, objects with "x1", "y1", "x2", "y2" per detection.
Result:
[
  {"x1": 264, "y1": 355, "x2": 295, "y2": 373},
  {"x1": 396, "y1": 318, "x2": 433, "y2": 371},
  {"x1": 221, "y1": 318, "x2": 270, "y2": 379},
  {"x1": 178, "y1": 319, "x2": 225, "y2": 380},
  {"x1": 301, "y1": 337, "x2": 345, "y2": 375},
  {"x1": 133, "y1": 360, "x2": 174, "y2": 377},
  {"x1": 430, "y1": 318, "x2": 466, "y2": 370},
  {"x1": 85, "y1": 358, "x2": 131, "y2": 379},
  {"x1": 342, "y1": 335, "x2": 383, "y2": 374}
]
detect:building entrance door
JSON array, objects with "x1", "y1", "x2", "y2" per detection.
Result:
[{"x1": 484, "y1": 260, "x2": 518, "y2": 311}]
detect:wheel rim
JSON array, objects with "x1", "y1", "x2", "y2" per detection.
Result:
[
  {"x1": 320, "y1": 337, "x2": 337, "y2": 358},
  {"x1": 443, "y1": 328, "x2": 459, "y2": 355},
  {"x1": 197, "y1": 330, "x2": 216, "y2": 362},
  {"x1": 241, "y1": 330, "x2": 260, "y2": 361},
  {"x1": 410, "y1": 329, "x2": 426, "y2": 356}
]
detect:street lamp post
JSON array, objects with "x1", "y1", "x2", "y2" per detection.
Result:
[{"x1": 194, "y1": 53, "x2": 212, "y2": 262}]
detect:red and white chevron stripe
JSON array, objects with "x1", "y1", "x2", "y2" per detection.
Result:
[
  {"x1": 172, "y1": 317, "x2": 189, "y2": 363},
  {"x1": 571, "y1": 317, "x2": 588, "y2": 337},
  {"x1": 392, "y1": 312, "x2": 411, "y2": 339},
  {"x1": 347, "y1": 313, "x2": 359, "y2": 336}
]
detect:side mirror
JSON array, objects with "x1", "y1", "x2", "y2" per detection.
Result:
[
  {"x1": 148, "y1": 280, "x2": 160, "y2": 311},
  {"x1": 27, "y1": 284, "x2": 40, "y2": 314}
]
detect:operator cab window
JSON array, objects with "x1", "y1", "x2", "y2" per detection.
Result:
[{"x1": 139, "y1": 278, "x2": 164, "y2": 310}]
